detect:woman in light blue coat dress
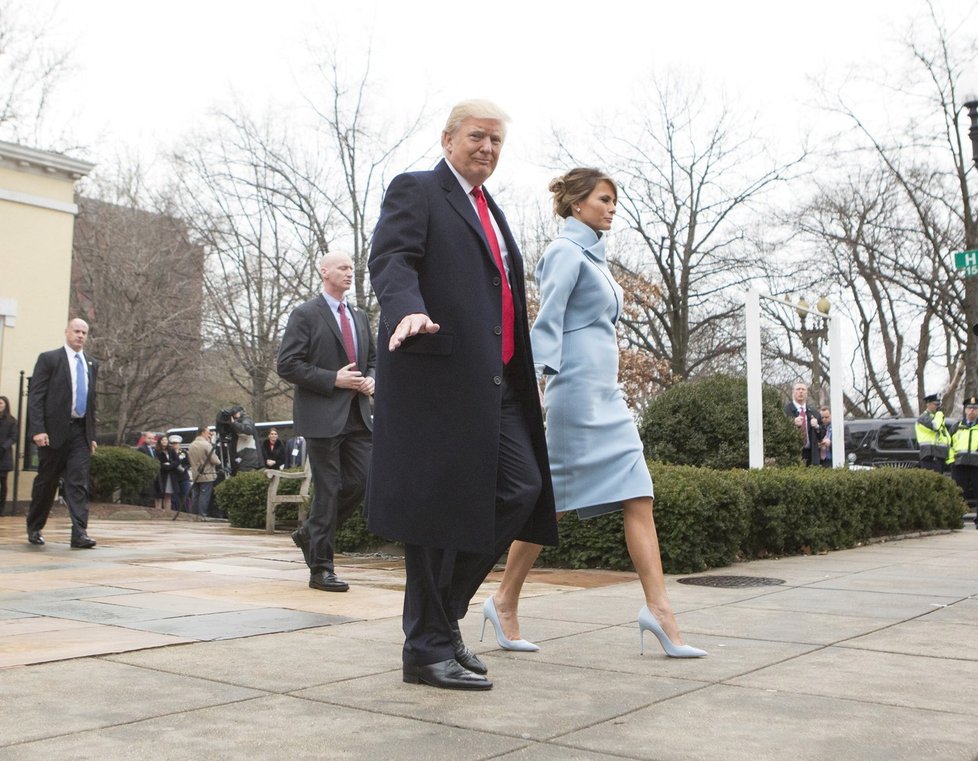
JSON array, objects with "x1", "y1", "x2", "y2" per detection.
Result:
[{"x1": 481, "y1": 169, "x2": 706, "y2": 658}]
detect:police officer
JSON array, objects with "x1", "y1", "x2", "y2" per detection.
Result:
[
  {"x1": 950, "y1": 395, "x2": 978, "y2": 528},
  {"x1": 916, "y1": 393, "x2": 951, "y2": 473}
]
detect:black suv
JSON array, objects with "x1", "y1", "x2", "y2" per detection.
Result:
[{"x1": 844, "y1": 418, "x2": 921, "y2": 469}]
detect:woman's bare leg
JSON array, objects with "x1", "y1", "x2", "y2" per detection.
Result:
[
  {"x1": 623, "y1": 497, "x2": 686, "y2": 645},
  {"x1": 491, "y1": 539, "x2": 544, "y2": 640}
]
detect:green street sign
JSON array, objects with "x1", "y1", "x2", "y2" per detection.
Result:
[{"x1": 954, "y1": 249, "x2": 978, "y2": 276}]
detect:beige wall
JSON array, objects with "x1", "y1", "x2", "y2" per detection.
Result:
[{"x1": 0, "y1": 141, "x2": 94, "y2": 503}]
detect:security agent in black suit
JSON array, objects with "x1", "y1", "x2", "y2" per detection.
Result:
[
  {"x1": 26, "y1": 318, "x2": 98, "y2": 548},
  {"x1": 277, "y1": 251, "x2": 376, "y2": 593}
]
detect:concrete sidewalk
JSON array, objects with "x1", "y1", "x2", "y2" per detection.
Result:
[{"x1": 1, "y1": 513, "x2": 977, "y2": 761}]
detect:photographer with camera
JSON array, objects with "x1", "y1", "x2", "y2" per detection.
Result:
[
  {"x1": 188, "y1": 426, "x2": 222, "y2": 519},
  {"x1": 218, "y1": 405, "x2": 261, "y2": 475}
]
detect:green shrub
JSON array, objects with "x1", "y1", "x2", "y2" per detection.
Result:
[
  {"x1": 539, "y1": 463, "x2": 750, "y2": 574},
  {"x1": 640, "y1": 375, "x2": 800, "y2": 469},
  {"x1": 216, "y1": 471, "x2": 303, "y2": 528},
  {"x1": 90, "y1": 446, "x2": 158, "y2": 502},
  {"x1": 337, "y1": 510, "x2": 390, "y2": 552},
  {"x1": 537, "y1": 461, "x2": 966, "y2": 574},
  {"x1": 217, "y1": 471, "x2": 389, "y2": 551}
]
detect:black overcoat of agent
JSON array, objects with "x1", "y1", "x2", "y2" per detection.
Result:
[{"x1": 366, "y1": 158, "x2": 558, "y2": 554}]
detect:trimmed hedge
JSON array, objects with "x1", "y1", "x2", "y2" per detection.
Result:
[
  {"x1": 216, "y1": 470, "x2": 387, "y2": 552},
  {"x1": 90, "y1": 446, "x2": 159, "y2": 502},
  {"x1": 538, "y1": 462, "x2": 966, "y2": 574}
]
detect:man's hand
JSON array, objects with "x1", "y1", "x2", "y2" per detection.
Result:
[
  {"x1": 389, "y1": 313, "x2": 440, "y2": 351},
  {"x1": 33, "y1": 432, "x2": 49, "y2": 448},
  {"x1": 359, "y1": 376, "x2": 376, "y2": 396},
  {"x1": 335, "y1": 363, "x2": 365, "y2": 390}
]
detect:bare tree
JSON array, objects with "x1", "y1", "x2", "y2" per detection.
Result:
[
  {"x1": 167, "y1": 46, "x2": 427, "y2": 419},
  {"x1": 71, "y1": 188, "x2": 204, "y2": 443},
  {"x1": 0, "y1": 0, "x2": 72, "y2": 146},
  {"x1": 555, "y1": 73, "x2": 804, "y2": 386},
  {"x1": 297, "y1": 46, "x2": 427, "y2": 310},
  {"x1": 170, "y1": 113, "x2": 317, "y2": 421},
  {"x1": 790, "y1": 1, "x2": 978, "y2": 414}
]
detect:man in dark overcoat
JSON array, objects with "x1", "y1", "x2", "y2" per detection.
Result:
[{"x1": 367, "y1": 99, "x2": 558, "y2": 691}]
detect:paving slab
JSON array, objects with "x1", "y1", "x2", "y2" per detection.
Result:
[
  {"x1": 0, "y1": 657, "x2": 263, "y2": 746},
  {"x1": 0, "y1": 694, "x2": 529, "y2": 761},
  {"x1": 2, "y1": 513, "x2": 978, "y2": 760},
  {"x1": 725, "y1": 585, "x2": 960, "y2": 620},
  {"x1": 0, "y1": 623, "x2": 195, "y2": 667},
  {"x1": 558, "y1": 683, "x2": 978, "y2": 761},
  {"x1": 295, "y1": 656, "x2": 704, "y2": 742},
  {"x1": 729, "y1": 645, "x2": 977, "y2": 712},
  {"x1": 122, "y1": 607, "x2": 350, "y2": 640},
  {"x1": 105, "y1": 627, "x2": 402, "y2": 692}
]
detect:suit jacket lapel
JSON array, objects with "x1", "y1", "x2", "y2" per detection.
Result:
[
  {"x1": 435, "y1": 159, "x2": 525, "y2": 294},
  {"x1": 314, "y1": 296, "x2": 344, "y2": 348},
  {"x1": 436, "y1": 160, "x2": 494, "y2": 261}
]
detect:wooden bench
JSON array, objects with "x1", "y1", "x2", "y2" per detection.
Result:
[{"x1": 264, "y1": 461, "x2": 312, "y2": 533}]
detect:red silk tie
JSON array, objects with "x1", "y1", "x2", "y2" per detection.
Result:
[
  {"x1": 471, "y1": 186, "x2": 514, "y2": 364},
  {"x1": 338, "y1": 302, "x2": 357, "y2": 367}
]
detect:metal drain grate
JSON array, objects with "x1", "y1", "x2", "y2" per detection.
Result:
[{"x1": 678, "y1": 575, "x2": 785, "y2": 588}]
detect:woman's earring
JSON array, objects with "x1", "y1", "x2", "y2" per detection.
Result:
[{"x1": 575, "y1": 207, "x2": 581, "y2": 212}]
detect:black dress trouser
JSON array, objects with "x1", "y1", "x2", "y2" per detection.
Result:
[
  {"x1": 401, "y1": 373, "x2": 542, "y2": 668},
  {"x1": 304, "y1": 403, "x2": 371, "y2": 575},
  {"x1": 27, "y1": 419, "x2": 91, "y2": 537}
]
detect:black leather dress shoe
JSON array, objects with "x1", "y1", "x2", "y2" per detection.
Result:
[
  {"x1": 309, "y1": 571, "x2": 349, "y2": 592},
  {"x1": 27, "y1": 531, "x2": 45, "y2": 546},
  {"x1": 450, "y1": 621, "x2": 487, "y2": 675},
  {"x1": 403, "y1": 658, "x2": 492, "y2": 690},
  {"x1": 291, "y1": 527, "x2": 312, "y2": 566},
  {"x1": 70, "y1": 535, "x2": 96, "y2": 549}
]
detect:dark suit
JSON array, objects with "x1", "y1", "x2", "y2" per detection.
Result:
[
  {"x1": 285, "y1": 436, "x2": 307, "y2": 468},
  {"x1": 277, "y1": 294, "x2": 376, "y2": 575},
  {"x1": 784, "y1": 401, "x2": 821, "y2": 466},
  {"x1": 368, "y1": 159, "x2": 558, "y2": 668},
  {"x1": 26, "y1": 347, "x2": 98, "y2": 539}
]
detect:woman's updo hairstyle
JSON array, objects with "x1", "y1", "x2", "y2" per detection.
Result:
[{"x1": 548, "y1": 167, "x2": 617, "y2": 219}]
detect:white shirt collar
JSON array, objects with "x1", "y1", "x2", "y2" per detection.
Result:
[
  {"x1": 445, "y1": 159, "x2": 476, "y2": 196},
  {"x1": 63, "y1": 344, "x2": 85, "y2": 362}
]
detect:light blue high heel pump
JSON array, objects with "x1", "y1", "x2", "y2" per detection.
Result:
[
  {"x1": 638, "y1": 606, "x2": 707, "y2": 658},
  {"x1": 480, "y1": 597, "x2": 540, "y2": 652}
]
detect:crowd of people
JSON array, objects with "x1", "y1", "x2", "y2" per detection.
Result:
[
  {"x1": 131, "y1": 425, "x2": 306, "y2": 519},
  {"x1": 8, "y1": 97, "x2": 976, "y2": 694}
]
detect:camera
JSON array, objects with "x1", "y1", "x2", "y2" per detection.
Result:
[{"x1": 215, "y1": 405, "x2": 243, "y2": 442}]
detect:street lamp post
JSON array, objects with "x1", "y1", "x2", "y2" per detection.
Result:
[
  {"x1": 797, "y1": 296, "x2": 831, "y2": 406},
  {"x1": 963, "y1": 100, "x2": 978, "y2": 171}
]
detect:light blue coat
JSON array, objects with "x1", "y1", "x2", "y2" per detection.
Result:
[{"x1": 531, "y1": 217, "x2": 653, "y2": 517}]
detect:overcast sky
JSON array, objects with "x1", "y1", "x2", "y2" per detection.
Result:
[{"x1": 37, "y1": 0, "x2": 976, "y2": 183}]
